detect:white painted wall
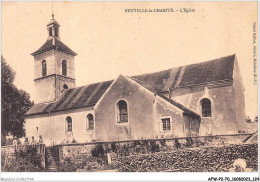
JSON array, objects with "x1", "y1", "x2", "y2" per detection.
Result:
[{"x1": 25, "y1": 107, "x2": 94, "y2": 146}]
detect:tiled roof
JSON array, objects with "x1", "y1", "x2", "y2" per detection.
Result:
[
  {"x1": 133, "y1": 54, "x2": 236, "y2": 90},
  {"x1": 178, "y1": 54, "x2": 235, "y2": 87},
  {"x1": 26, "y1": 76, "x2": 199, "y2": 118},
  {"x1": 132, "y1": 69, "x2": 172, "y2": 92},
  {"x1": 25, "y1": 54, "x2": 235, "y2": 116},
  {"x1": 47, "y1": 19, "x2": 60, "y2": 26},
  {"x1": 25, "y1": 80, "x2": 113, "y2": 116},
  {"x1": 31, "y1": 38, "x2": 77, "y2": 56}
]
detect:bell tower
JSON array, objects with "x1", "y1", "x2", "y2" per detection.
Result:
[
  {"x1": 31, "y1": 14, "x2": 77, "y2": 104},
  {"x1": 47, "y1": 14, "x2": 60, "y2": 40}
]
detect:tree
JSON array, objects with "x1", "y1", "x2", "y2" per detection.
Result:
[{"x1": 1, "y1": 56, "x2": 33, "y2": 138}]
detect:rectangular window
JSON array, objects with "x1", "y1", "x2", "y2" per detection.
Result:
[
  {"x1": 201, "y1": 99, "x2": 212, "y2": 117},
  {"x1": 162, "y1": 118, "x2": 171, "y2": 131}
]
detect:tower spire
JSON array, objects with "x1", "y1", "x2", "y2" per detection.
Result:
[
  {"x1": 52, "y1": 1, "x2": 54, "y2": 19},
  {"x1": 46, "y1": 3, "x2": 60, "y2": 41}
]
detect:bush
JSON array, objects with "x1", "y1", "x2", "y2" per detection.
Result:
[
  {"x1": 150, "y1": 140, "x2": 159, "y2": 153},
  {"x1": 111, "y1": 142, "x2": 117, "y2": 152},
  {"x1": 57, "y1": 157, "x2": 77, "y2": 172},
  {"x1": 195, "y1": 138, "x2": 205, "y2": 147},
  {"x1": 134, "y1": 140, "x2": 142, "y2": 146},
  {"x1": 1, "y1": 146, "x2": 44, "y2": 172},
  {"x1": 1, "y1": 134, "x2": 13, "y2": 146},
  {"x1": 185, "y1": 138, "x2": 194, "y2": 147},
  {"x1": 122, "y1": 144, "x2": 130, "y2": 156},
  {"x1": 174, "y1": 139, "x2": 181, "y2": 149},
  {"x1": 91, "y1": 144, "x2": 105, "y2": 158},
  {"x1": 160, "y1": 139, "x2": 166, "y2": 146}
]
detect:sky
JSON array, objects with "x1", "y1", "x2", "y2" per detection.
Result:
[{"x1": 2, "y1": 1, "x2": 258, "y2": 118}]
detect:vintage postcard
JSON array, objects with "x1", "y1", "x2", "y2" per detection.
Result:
[{"x1": 1, "y1": 1, "x2": 258, "y2": 181}]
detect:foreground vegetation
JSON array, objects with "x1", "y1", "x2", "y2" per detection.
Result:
[{"x1": 1, "y1": 146, "x2": 44, "y2": 172}]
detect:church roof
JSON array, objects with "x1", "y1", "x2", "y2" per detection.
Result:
[
  {"x1": 178, "y1": 54, "x2": 235, "y2": 87},
  {"x1": 25, "y1": 54, "x2": 235, "y2": 116},
  {"x1": 31, "y1": 38, "x2": 77, "y2": 56},
  {"x1": 132, "y1": 69, "x2": 172, "y2": 91},
  {"x1": 133, "y1": 54, "x2": 235, "y2": 91},
  {"x1": 47, "y1": 18, "x2": 60, "y2": 26},
  {"x1": 25, "y1": 80, "x2": 113, "y2": 116},
  {"x1": 25, "y1": 76, "x2": 199, "y2": 118}
]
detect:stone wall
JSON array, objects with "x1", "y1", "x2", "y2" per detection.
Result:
[
  {"x1": 53, "y1": 134, "x2": 256, "y2": 171},
  {"x1": 1, "y1": 144, "x2": 45, "y2": 156},
  {"x1": 114, "y1": 144, "x2": 258, "y2": 172},
  {"x1": 56, "y1": 144, "x2": 93, "y2": 163}
]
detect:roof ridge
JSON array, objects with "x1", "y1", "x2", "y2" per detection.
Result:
[
  {"x1": 130, "y1": 54, "x2": 235, "y2": 78},
  {"x1": 62, "y1": 54, "x2": 236, "y2": 92},
  {"x1": 128, "y1": 76, "x2": 157, "y2": 93},
  {"x1": 181, "y1": 54, "x2": 236, "y2": 68},
  {"x1": 67, "y1": 80, "x2": 114, "y2": 91},
  {"x1": 131, "y1": 68, "x2": 172, "y2": 78}
]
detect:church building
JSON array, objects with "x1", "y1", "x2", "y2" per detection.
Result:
[{"x1": 25, "y1": 15, "x2": 246, "y2": 146}]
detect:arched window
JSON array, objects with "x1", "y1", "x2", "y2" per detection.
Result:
[
  {"x1": 86, "y1": 114, "x2": 94, "y2": 130},
  {"x1": 62, "y1": 60, "x2": 67, "y2": 76},
  {"x1": 65, "y1": 116, "x2": 72, "y2": 132},
  {"x1": 116, "y1": 100, "x2": 128, "y2": 123},
  {"x1": 200, "y1": 98, "x2": 212, "y2": 117},
  {"x1": 42, "y1": 60, "x2": 47, "y2": 76}
]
